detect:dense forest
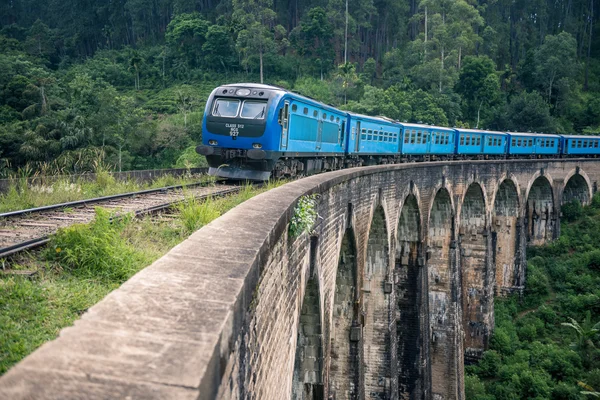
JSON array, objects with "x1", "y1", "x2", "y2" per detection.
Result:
[
  {"x1": 467, "y1": 198, "x2": 600, "y2": 399},
  {"x1": 1, "y1": 0, "x2": 599, "y2": 174}
]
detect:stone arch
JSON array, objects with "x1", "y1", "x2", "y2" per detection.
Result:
[
  {"x1": 427, "y1": 187, "x2": 460, "y2": 399},
  {"x1": 563, "y1": 173, "x2": 591, "y2": 206},
  {"x1": 492, "y1": 179, "x2": 522, "y2": 295},
  {"x1": 292, "y1": 238, "x2": 324, "y2": 399},
  {"x1": 489, "y1": 173, "x2": 522, "y2": 213},
  {"x1": 329, "y1": 228, "x2": 360, "y2": 399},
  {"x1": 363, "y1": 206, "x2": 391, "y2": 398},
  {"x1": 526, "y1": 176, "x2": 555, "y2": 245},
  {"x1": 396, "y1": 194, "x2": 424, "y2": 398}
]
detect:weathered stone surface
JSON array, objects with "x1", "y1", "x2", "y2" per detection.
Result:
[{"x1": 1, "y1": 159, "x2": 599, "y2": 400}]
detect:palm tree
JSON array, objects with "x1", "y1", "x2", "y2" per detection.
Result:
[
  {"x1": 562, "y1": 311, "x2": 600, "y2": 365},
  {"x1": 129, "y1": 52, "x2": 142, "y2": 90}
]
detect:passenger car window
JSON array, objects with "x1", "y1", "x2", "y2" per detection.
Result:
[
  {"x1": 212, "y1": 99, "x2": 240, "y2": 117},
  {"x1": 240, "y1": 101, "x2": 267, "y2": 119}
]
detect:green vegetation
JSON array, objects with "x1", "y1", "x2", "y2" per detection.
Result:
[
  {"x1": 0, "y1": 181, "x2": 282, "y2": 374},
  {"x1": 467, "y1": 196, "x2": 600, "y2": 399},
  {"x1": 1, "y1": 0, "x2": 599, "y2": 177},
  {"x1": 289, "y1": 194, "x2": 320, "y2": 237},
  {"x1": 0, "y1": 171, "x2": 211, "y2": 213}
]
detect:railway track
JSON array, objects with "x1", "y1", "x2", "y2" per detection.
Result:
[{"x1": 0, "y1": 181, "x2": 242, "y2": 258}]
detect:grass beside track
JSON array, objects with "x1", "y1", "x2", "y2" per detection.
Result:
[
  {"x1": 0, "y1": 180, "x2": 284, "y2": 374},
  {"x1": 0, "y1": 170, "x2": 213, "y2": 213}
]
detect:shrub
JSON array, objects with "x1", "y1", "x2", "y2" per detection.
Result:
[
  {"x1": 562, "y1": 200, "x2": 583, "y2": 222},
  {"x1": 46, "y1": 208, "x2": 139, "y2": 281},
  {"x1": 177, "y1": 195, "x2": 221, "y2": 234}
]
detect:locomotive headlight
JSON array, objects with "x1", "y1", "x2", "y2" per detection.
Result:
[
  {"x1": 252, "y1": 143, "x2": 262, "y2": 149},
  {"x1": 209, "y1": 140, "x2": 218, "y2": 145},
  {"x1": 236, "y1": 88, "x2": 251, "y2": 96}
]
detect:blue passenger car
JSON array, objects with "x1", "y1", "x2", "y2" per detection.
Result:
[
  {"x1": 286, "y1": 99, "x2": 347, "y2": 154},
  {"x1": 507, "y1": 132, "x2": 560, "y2": 157},
  {"x1": 455, "y1": 129, "x2": 507, "y2": 158},
  {"x1": 561, "y1": 135, "x2": 600, "y2": 156},
  {"x1": 348, "y1": 113, "x2": 401, "y2": 156},
  {"x1": 400, "y1": 123, "x2": 451, "y2": 157}
]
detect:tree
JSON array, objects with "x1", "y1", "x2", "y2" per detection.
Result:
[
  {"x1": 233, "y1": 0, "x2": 278, "y2": 83},
  {"x1": 175, "y1": 87, "x2": 197, "y2": 128},
  {"x1": 498, "y1": 91, "x2": 556, "y2": 133},
  {"x1": 165, "y1": 13, "x2": 210, "y2": 69},
  {"x1": 294, "y1": 6, "x2": 335, "y2": 79},
  {"x1": 128, "y1": 51, "x2": 142, "y2": 90},
  {"x1": 455, "y1": 56, "x2": 501, "y2": 127},
  {"x1": 562, "y1": 311, "x2": 600, "y2": 366},
  {"x1": 334, "y1": 62, "x2": 360, "y2": 104},
  {"x1": 202, "y1": 25, "x2": 235, "y2": 72},
  {"x1": 534, "y1": 32, "x2": 580, "y2": 105}
]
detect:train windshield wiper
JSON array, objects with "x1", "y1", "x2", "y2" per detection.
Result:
[
  {"x1": 214, "y1": 104, "x2": 221, "y2": 116},
  {"x1": 254, "y1": 108, "x2": 265, "y2": 119}
]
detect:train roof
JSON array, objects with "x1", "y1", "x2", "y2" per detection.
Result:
[
  {"x1": 220, "y1": 83, "x2": 344, "y2": 114},
  {"x1": 399, "y1": 122, "x2": 454, "y2": 131},
  {"x1": 505, "y1": 132, "x2": 561, "y2": 138},
  {"x1": 454, "y1": 128, "x2": 506, "y2": 135},
  {"x1": 347, "y1": 112, "x2": 398, "y2": 125},
  {"x1": 560, "y1": 134, "x2": 600, "y2": 139},
  {"x1": 222, "y1": 83, "x2": 287, "y2": 91}
]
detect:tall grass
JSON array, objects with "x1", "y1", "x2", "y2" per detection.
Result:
[
  {"x1": 177, "y1": 195, "x2": 221, "y2": 234},
  {"x1": 46, "y1": 208, "x2": 145, "y2": 282},
  {"x1": 0, "y1": 171, "x2": 211, "y2": 213}
]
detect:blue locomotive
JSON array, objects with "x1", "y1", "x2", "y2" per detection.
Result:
[{"x1": 196, "y1": 83, "x2": 600, "y2": 180}]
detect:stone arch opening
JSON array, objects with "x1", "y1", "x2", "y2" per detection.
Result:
[
  {"x1": 363, "y1": 206, "x2": 391, "y2": 398},
  {"x1": 396, "y1": 194, "x2": 423, "y2": 398},
  {"x1": 292, "y1": 237, "x2": 324, "y2": 400},
  {"x1": 329, "y1": 228, "x2": 359, "y2": 400},
  {"x1": 459, "y1": 183, "x2": 491, "y2": 361},
  {"x1": 527, "y1": 176, "x2": 554, "y2": 245},
  {"x1": 492, "y1": 180, "x2": 521, "y2": 295},
  {"x1": 563, "y1": 174, "x2": 590, "y2": 206},
  {"x1": 427, "y1": 188, "x2": 459, "y2": 399}
]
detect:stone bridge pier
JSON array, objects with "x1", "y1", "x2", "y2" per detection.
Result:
[{"x1": 1, "y1": 160, "x2": 599, "y2": 400}]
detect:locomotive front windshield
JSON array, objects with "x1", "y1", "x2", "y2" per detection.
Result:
[
  {"x1": 212, "y1": 98, "x2": 267, "y2": 119},
  {"x1": 212, "y1": 99, "x2": 240, "y2": 117},
  {"x1": 240, "y1": 101, "x2": 266, "y2": 119}
]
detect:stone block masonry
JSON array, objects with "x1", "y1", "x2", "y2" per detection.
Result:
[{"x1": 1, "y1": 159, "x2": 599, "y2": 400}]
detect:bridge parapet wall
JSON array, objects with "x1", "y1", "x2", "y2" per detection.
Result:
[{"x1": 1, "y1": 159, "x2": 600, "y2": 400}]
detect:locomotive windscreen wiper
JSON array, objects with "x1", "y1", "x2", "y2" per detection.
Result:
[
  {"x1": 214, "y1": 103, "x2": 221, "y2": 116},
  {"x1": 254, "y1": 108, "x2": 265, "y2": 119}
]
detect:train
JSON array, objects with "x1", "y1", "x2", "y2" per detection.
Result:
[{"x1": 196, "y1": 83, "x2": 600, "y2": 180}]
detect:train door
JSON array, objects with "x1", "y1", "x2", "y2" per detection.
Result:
[
  {"x1": 316, "y1": 116, "x2": 323, "y2": 150},
  {"x1": 280, "y1": 101, "x2": 290, "y2": 149},
  {"x1": 355, "y1": 121, "x2": 361, "y2": 152}
]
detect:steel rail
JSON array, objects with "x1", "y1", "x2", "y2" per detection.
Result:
[
  {"x1": 0, "y1": 179, "x2": 220, "y2": 218},
  {"x1": 0, "y1": 180, "x2": 243, "y2": 259}
]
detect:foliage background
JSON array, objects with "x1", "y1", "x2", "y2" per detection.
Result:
[{"x1": 0, "y1": 0, "x2": 599, "y2": 175}]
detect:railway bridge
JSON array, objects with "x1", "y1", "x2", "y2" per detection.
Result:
[{"x1": 1, "y1": 159, "x2": 598, "y2": 400}]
